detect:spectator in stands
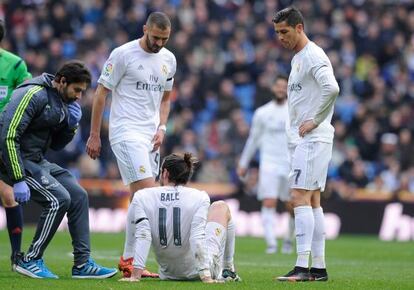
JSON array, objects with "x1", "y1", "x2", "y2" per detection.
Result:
[{"x1": 4, "y1": 1, "x2": 414, "y2": 198}]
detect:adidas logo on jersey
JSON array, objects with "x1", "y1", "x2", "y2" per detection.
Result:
[{"x1": 138, "y1": 65, "x2": 144, "y2": 70}]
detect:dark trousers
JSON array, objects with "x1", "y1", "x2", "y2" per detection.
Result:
[{"x1": 23, "y1": 159, "x2": 90, "y2": 265}]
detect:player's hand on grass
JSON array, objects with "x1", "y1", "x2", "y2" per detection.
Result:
[
  {"x1": 119, "y1": 277, "x2": 140, "y2": 282},
  {"x1": 151, "y1": 129, "x2": 165, "y2": 152},
  {"x1": 299, "y1": 119, "x2": 318, "y2": 137},
  {"x1": 86, "y1": 133, "x2": 101, "y2": 159},
  {"x1": 202, "y1": 277, "x2": 224, "y2": 284},
  {"x1": 118, "y1": 267, "x2": 143, "y2": 282}
]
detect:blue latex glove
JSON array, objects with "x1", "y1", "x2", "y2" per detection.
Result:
[
  {"x1": 67, "y1": 102, "x2": 82, "y2": 128},
  {"x1": 13, "y1": 181, "x2": 30, "y2": 204}
]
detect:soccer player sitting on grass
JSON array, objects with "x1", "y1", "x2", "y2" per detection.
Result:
[{"x1": 118, "y1": 152, "x2": 241, "y2": 283}]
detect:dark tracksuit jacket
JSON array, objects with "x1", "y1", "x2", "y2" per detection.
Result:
[{"x1": 0, "y1": 73, "x2": 90, "y2": 264}]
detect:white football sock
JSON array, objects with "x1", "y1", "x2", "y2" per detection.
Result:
[
  {"x1": 261, "y1": 206, "x2": 277, "y2": 248},
  {"x1": 122, "y1": 203, "x2": 136, "y2": 259},
  {"x1": 223, "y1": 219, "x2": 235, "y2": 271},
  {"x1": 294, "y1": 206, "x2": 314, "y2": 268},
  {"x1": 287, "y1": 214, "x2": 295, "y2": 242},
  {"x1": 205, "y1": 221, "x2": 226, "y2": 258},
  {"x1": 311, "y1": 207, "x2": 326, "y2": 269}
]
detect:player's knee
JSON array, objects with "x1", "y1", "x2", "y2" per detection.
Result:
[
  {"x1": 291, "y1": 189, "x2": 311, "y2": 207},
  {"x1": 262, "y1": 199, "x2": 277, "y2": 208},
  {"x1": 210, "y1": 200, "x2": 230, "y2": 219},
  {"x1": 76, "y1": 187, "x2": 88, "y2": 202},
  {"x1": 58, "y1": 194, "x2": 71, "y2": 211},
  {"x1": 1, "y1": 198, "x2": 17, "y2": 207},
  {"x1": 1, "y1": 192, "x2": 17, "y2": 207},
  {"x1": 211, "y1": 200, "x2": 229, "y2": 212},
  {"x1": 0, "y1": 183, "x2": 16, "y2": 207}
]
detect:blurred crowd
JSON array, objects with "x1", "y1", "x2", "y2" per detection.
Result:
[{"x1": 2, "y1": 0, "x2": 414, "y2": 200}]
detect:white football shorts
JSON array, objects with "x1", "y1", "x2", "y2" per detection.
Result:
[
  {"x1": 111, "y1": 139, "x2": 160, "y2": 185},
  {"x1": 289, "y1": 141, "x2": 332, "y2": 192},
  {"x1": 258, "y1": 164, "x2": 290, "y2": 202}
]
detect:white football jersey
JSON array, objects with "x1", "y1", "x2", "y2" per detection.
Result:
[
  {"x1": 98, "y1": 39, "x2": 177, "y2": 144},
  {"x1": 239, "y1": 101, "x2": 290, "y2": 174},
  {"x1": 288, "y1": 41, "x2": 338, "y2": 143},
  {"x1": 132, "y1": 185, "x2": 210, "y2": 280}
]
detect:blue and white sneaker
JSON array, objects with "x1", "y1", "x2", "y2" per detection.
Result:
[
  {"x1": 72, "y1": 258, "x2": 117, "y2": 279},
  {"x1": 15, "y1": 258, "x2": 58, "y2": 279}
]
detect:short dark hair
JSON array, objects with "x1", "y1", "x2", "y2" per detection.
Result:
[
  {"x1": 55, "y1": 60, "x2": 91, "y2": 85},
  {"x1": 276, "y1": 74, "x2": 288, "y2": 82},
  {"x1": 146, "y1": 11, "x2": 171, "y2": 30},
  {"x1": 272, "y1": 6, "x2": 304, "y2": 28},
  {"x1": 0, "y1": 19, "x2": 5, "y2": 42},
  {"x1": 161, "y1": 152, "x2": 198, "y2": 186}
]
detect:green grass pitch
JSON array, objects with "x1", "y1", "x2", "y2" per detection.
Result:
[{"x1": 0, "y1": 228, "x2": 413, "y2": 289}]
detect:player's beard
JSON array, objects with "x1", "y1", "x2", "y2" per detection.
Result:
[
  {"x1": 275, "y1": 95, "x2": 286, "y2": 104},
  {"x1": 146, "y1": 35, "x2": 161, "y2": 53},
  {"x1": 61, "y1": 86, "x2": 70, "y2": 103},
  {"x1": 62, "y1": 86, "x2": 78, "y2": 103}
]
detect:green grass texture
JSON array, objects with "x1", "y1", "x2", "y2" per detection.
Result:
[{"x1": 0, "y1": 228, "x2": 413, "y2": 289}]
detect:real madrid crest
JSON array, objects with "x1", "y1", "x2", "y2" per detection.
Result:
[
  {"x1": 41, "y1": 175, "x2": 49, "y2": 185},
  {"x1": 162, "y1": 64, "x2": 168, "y2": 76}
]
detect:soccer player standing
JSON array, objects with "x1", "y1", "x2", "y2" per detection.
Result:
[
  {"x1": 273, "y1": 7, "x2": 339, "y2": 282},
  {"x1": 0, "y1": 19, "x2": 32, "y2": 269},
  {"x1": 237, "y1": 75, "x2": 295, "y2": 254},
  {"x1": 118, "y1": 152, "x2": 240, "y2": 283},
  {"x1": 85, "y1": 11, "x2": 176, "y2": 277}
]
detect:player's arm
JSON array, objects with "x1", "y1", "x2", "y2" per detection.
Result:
[
  {"x1": 86, "y1": 48, "x2": 126, "y2": 159},
  {"x1": 130, "y1": 218, "x2": 152, "y2": 281},
  {"x1": 14, "y1": 59, "x2": 32, "y2": 87},
  {"x1": 86, "y1": 84, "x2": 110, "y2": 159},
  {"x1": 152, "y1": 54, "x2": 176, "y2": 152},
  {"x1": 237, "y1": 111, "x2": 263, "y2": 178},
  {"x1": 120, "y1": 198, "x2": 152, "y2": 282},
  {"x1": 151, "y1": 90, "x2": 170, "y2": 152},
  {"x1": 0, "y1": 86, "x2": 45, "y2": 183},
  {"x1": 299, "y1": 63, "x2": 340, "y2": 137},
  {"x1": 189, "y1": 194, "x2": 213, "y2": 282},
  {"x1": 312, "y1": 63, "x2": 340, "y2": 125}
]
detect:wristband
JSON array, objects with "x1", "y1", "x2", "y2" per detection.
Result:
[{"x1": 158, "y1": 124, "x2": 167, "y2": 132}]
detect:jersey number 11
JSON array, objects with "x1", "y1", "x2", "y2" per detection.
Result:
[{"x1": 158, "y1": 207, "x2": 182, "y2": 247}]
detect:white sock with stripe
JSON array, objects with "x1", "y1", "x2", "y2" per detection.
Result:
[
  {"x1": 261, "y1": 206, "x2": 276, "y2": 249},
  {"x1": 294, "y1": 206, "x2": 314, "y2": 268},
  {"x1": 311, "y1": 207, "x2": 326, "y2": 269},
  {"x1": 223, "y1": 219, "x2": 235, "y2": 271}
]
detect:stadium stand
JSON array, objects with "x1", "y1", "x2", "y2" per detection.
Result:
[{"x1": 3, "y1": 0, "x2": 414, "y2": 201}]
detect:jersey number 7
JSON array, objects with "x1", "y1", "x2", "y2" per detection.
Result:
[{"x1": 158, "y1": 207, "x2": 182, "y2": 247}]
